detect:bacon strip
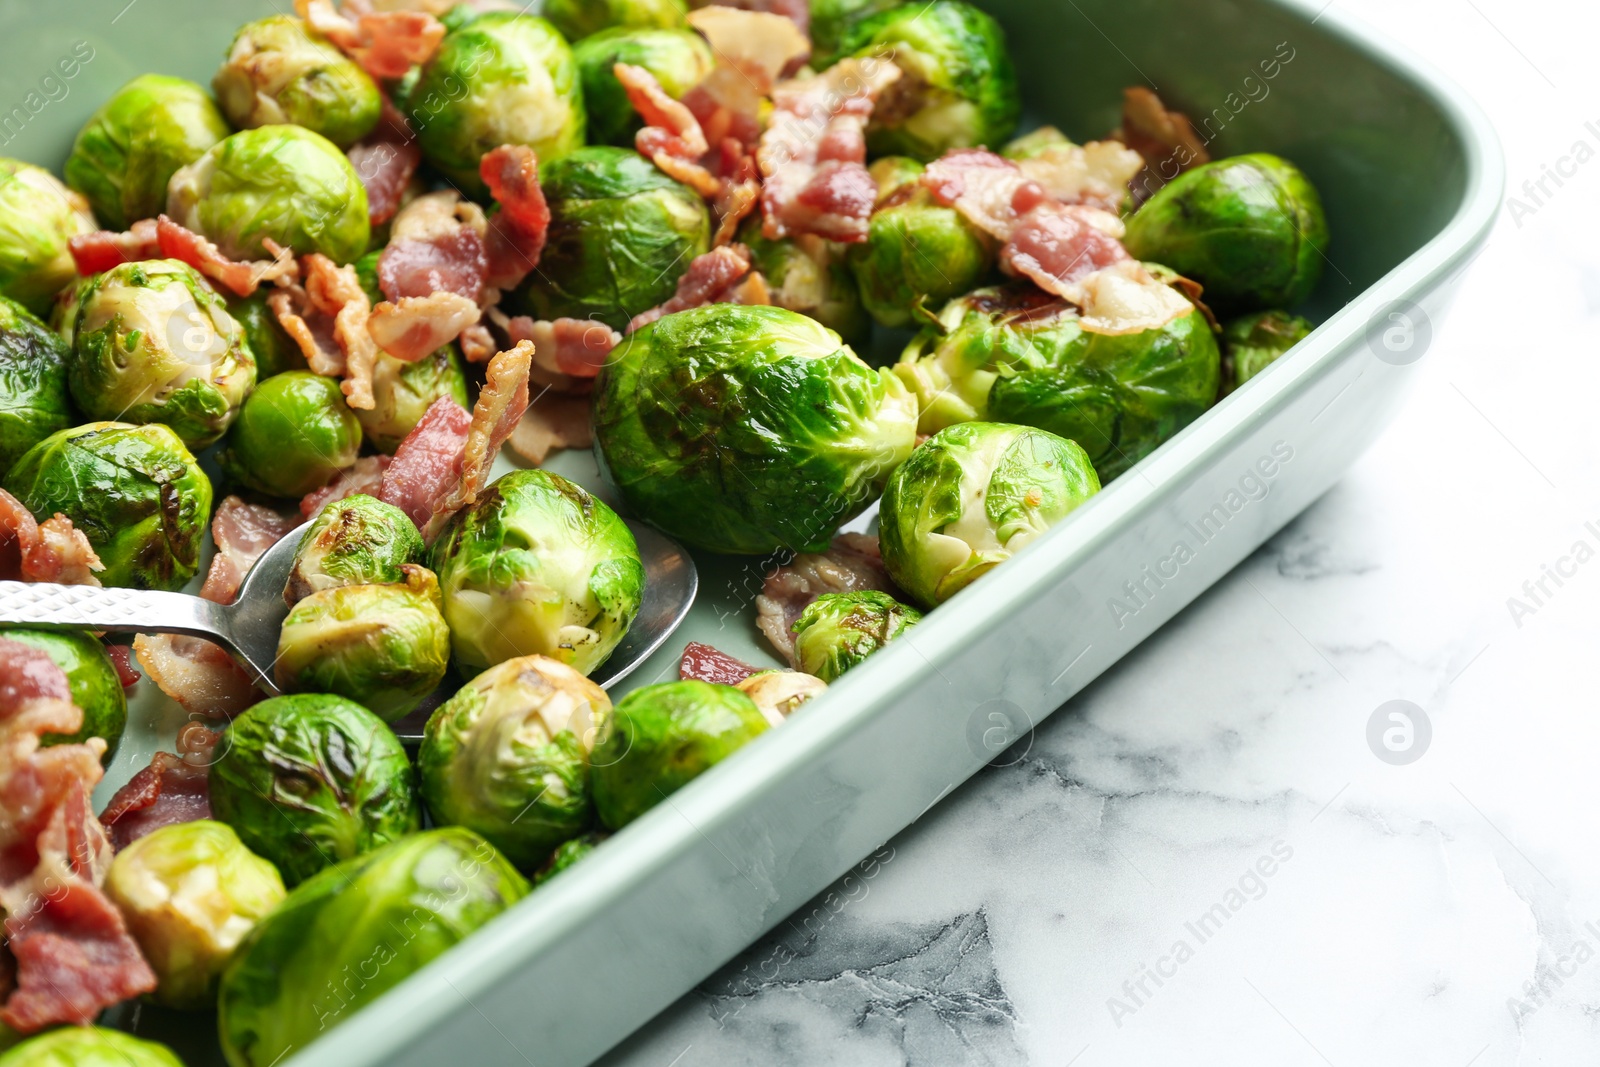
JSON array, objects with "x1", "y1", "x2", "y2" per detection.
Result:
[
  {"x1": 67, "y1": 220, "x2": 158, "y2": 275},
  {"x1": 132, "y1": 635, "x2": 260, "y2": 719},
  {"x1": 105, "y1": 645, "x2": 140, "y2": 690},
  {"x1": 368, "y1": 292, "x2": 481, "y2": 363},
  {"x1": 618, "y1": 63, "x2": 714, "y2": 194},
  {"x1": 297, "y1": 0, "x2": 446, "y2": 81},
  {"x1": 99, "y1": 724, "x2": 219, "y2": 852},
  {"x1": 155, "y1": 218, "x2": 296, "y2": 297},
  {"x1": 379, "y1": 398, "x2": 472, "y2": 532},
  {"x1": 678, "y1": 640, "x2": 760, "y2": 685},
  {"x1": 627, "y1": 244, "x2": 770, "y2": 333},
  {"x1": 199, "y1": 497, "x2": 299, "y2": 605},
  {"x1": 0, "y1": 489, "x2": 102, "y2": 586},
  {"x1": 504, "y1": 316, "x2": 619, "y2": 379},
  {"x1": 507, "y1": 392, "x2": 593, "y2": 466},
  {"x1": 754, "y1": 533, "x2": 895, "y2": 665},
  {"x1": 301, "y1": 455, "x2": 392, "y2": 519},
  {"x1": 480, "y1": 144, "x2": 550, "y2": 291},
  {"x1": 379, "y1": 192, "x2": 488, "y2": 302},
  {"x1": 422, "y1": 341, "x2": 532, "y2": 542},
  {"x1": 349, "y1": 106, "x2": 423, "y2": 228},
  {"x1": 1114, "y1": 87, "x2": 1210, "y2": 205}
]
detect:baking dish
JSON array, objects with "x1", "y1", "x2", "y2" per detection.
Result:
[{"x1": 0, "y1": 0, "x2": 1501, "y2": 1062}]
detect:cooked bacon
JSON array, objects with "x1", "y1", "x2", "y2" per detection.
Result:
[
  {"x1": 480, "y1": 145, "x2": 550, "y2": 259},
  {"x1": 297, "y1": 0, "x2": 446, "y2": 81},
  {"x1": 67, "y1": 219, "x2": 158, "y2": 275},
  {"x1": 618, "y1": 63, "x2": 715, "y2": 193},
  {"x1": 714, "y1": 173, "x2": 761, "y2": 246},
  {"x1": 459, "y1": 322, "x2": 497, "y2": 364},
  {"x1": 349, "y1": 137, "x2": 423, "y2": 228},
  {"x1": 1071, "y1": 259, "x2": 1197, "y2": 335},
  {"x1": 269, "y1": 286, "x2": 344, "y2": 377},
  {"x1": 1114, "y1": 87, "x2": 1209, "y2": 204},
  {"x1": 368, "y1": 292, "x2": 481, "y2": 363},
  {"x1": 379, "y1": 398, "x2": 472, "y2": 531},
  {"x1": 421, "y1": 341, "x2": 531, "y2": 541},
  {"x1": 99, "y1": 724, "x2": 219, "y2": 852},
  {"x1": 690, "y1": 0, "x2": 809, "y2": 35},
  {"x1": 299, "y1": 255, "x2": 378, "y2": 408},
  {"x1": 105, "y1": 644, "x2": 140, "y2": 690},
  {"x1": 0, "y1": 489, "x2": 102, "y2": 586},
  {"x1": 378, "y1": 195, "x2": 488, "y2": 302},
  {"x1": 1002, "y1": 201, "x2": 1132, "y2": 299},
  {"x1": 679, "y1": 641, "x2": 761, "y2": 685},
  {"x1": 507, "y1": 391, "x2": 593, "y2": 466},
  {"x1": 1013, "y1": 141, "x2": 1145, "y2": 215},
  {"x1": 200, "y1": 497, "x2": 299, "y2": 606},
  {"x1": 300, "y1": 455, "x2": 392, "y2": 519},
  {"x1": 155, "y1": 217, "x2": 296, "y2": 297},
  {"x1": 755, "y1": 534, "x2": 894, "y2": 665},
  {"x1": 627, "y1": 244, "x2": 769, "y2": 332},
  {"x1": 685, "y1": 7, "x2": 809, "y2": 87},
  {"x1": 504, "y1": 316, "x2": 619, "y2": 379},
  {"x1": 922, "y1": 149, "x2": 1037, "y2": 240},
  {"x1": 132, "y1": 635, "x2": 260, "y2": 719}
]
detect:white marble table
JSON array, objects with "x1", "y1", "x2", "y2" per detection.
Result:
[{"x1": 598, "y1": 1, "x2": 1600, "y2": 1063}]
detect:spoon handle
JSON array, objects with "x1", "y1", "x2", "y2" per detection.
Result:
[{"x1": 0, "y1": 581, "x2": 230, "y2": 641}]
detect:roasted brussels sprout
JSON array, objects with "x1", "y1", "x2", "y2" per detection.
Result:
[
  {"x1": 0, "y1": 296, "x2": 72, "y2": 473},
  {"x1": 533, "y1": 830, "x2": 606, "y2": 885},
  {"x1": 209, "y1": 693, "x2": 421, "y2": 885},
  {"x1": 359, "y1": 345, "x2": 470, "y2": 453},
  {"x1": 735, "y1": 668, "x2": 827, "y2": 724},
  {"x1": 848, "y1": 156, "x2": 994, "y2": 329},
  {"x1": 740, "y1": 219, "x2": 871, "y2": 344},
  {"x1": 0, "y1": 628, "x2": 125, "y2": 760},
  {"x1": 518, "y1": 146, "x2": 710, "y2": 330},
  {"x1": 790, "y1": 591, "x2": 921, "y2": 680},
  {"x1": 62, "y1": 259, "x2": 256, "y2": 449},
  {"x1": 219, "y1": 370, "x2": 363, "y2": 498},
  {"x1": 844, "y1": 0, "x2": 1021, "y2": 162},
  {"x1": 213, "y1": 15, "x2": 382, "y2": 148},
  {"x1": 573, "y1": 27, "x2": 713, "y2": 146},
  {"x1": 275, "y1": 565, "x2": 452, "y2": 722},
  {"x1": 591, "y1": 680, "x2": 768, "y2": 828},
  {"x1": 64, "y1": 74, "x2": 230, "y2": 232},
  {"x1": 880, "y1": 422, "x2": 1099, "y2": 606},
  {"x1": 430, "y1": 469, "x2": 645, "y2": 675},
  {"x1": 0, "y1": 161, "x2": 95, "y2": 316},
  {"x1": 104, "y1": 820, "x2": 286, "y2": 1010},
  {"x1": 406, "y1": 13, "x2": 585, "y2": 196},
  {"x1": 4, "y1": 421, "x2": 212, "y2": 590},
  {"x1": 218, "y1": 828, "x2": 527, "y2": 1067},
  {"x1": 0, "y1": 1028, "x2": 182, "y2": 1067},
  {"x1": 895, "y1": 281, "x2": 1220, "y2": 481},
  {"x1": 227, "y1": 288, "x2": 305, "y2": 380},
  {"x1": 1124, "y1": 153, "x2": 1329, "y2": 310},
  {"x1": 594, "y1": 304, "x2": 918, "y2": 554},
  {"x1": 166, "y1": 125, "x2": 370, "y2": 263},
  {"x1": 420, "y1": 654, "x2": 611, "y2": 868},
  {"x1": 1223, "y1": 308, "x2": 1312, "y2": 390},
  {"x1": 545, "y1": 0, "x2": 686, "y2": 43},
  {"x1": 810, "y1": 0, "x2": 901, "y2": 67},
  {"x1": 287, "y1": 493, "x2": 425, "y2": 604}
]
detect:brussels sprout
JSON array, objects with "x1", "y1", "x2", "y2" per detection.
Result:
[
  {"x1": 735, "y1": 668, "x2": 827, "y2": 723},
  {"x1": 790, "y1": 591, "x2": 921, "y2": 680},
  {"x1": 167, "y1": 125, "x2": 371, "y2": 263},
  {"x1": 218, "y1": 828, "x2": 526, "y2": 1067},
  {"x1": 546, "y1": 0, "x2": 686, "y2": 42},
  {"x1": 739, "y1": 218, "x2": 871, "y2": 344},
  {"x1": 420, "y1": 654, "x2": 611, "y2": 868},
  {"x1": 209, "y1": 693, "x2": 421, "y2": 885},
  {"x1": 0, "y1": 296, "x2": 73, "y2": 473},
  {"x1": 219, "y1": 370, "x2": 363, "y2": 498},
  {"x1": 213, "y1": 16, "x2": 382, "y2": 149},
  {"x1": 275, "y1": 565, "x2": 452, "y2": 722},
  {"x1": 0, "y1": 1029, "x2": 182, "y2": 1067},
  {"x1": 228, "y1": 288, "x2": 306, "y2": 380},
  {"x1": 847, "y1": 157, "x2": 994, "y2": 330},
  {"x1": 1223, "y1": 309, "x2": 1312, "y2": 390},
  {"x1": 533, "y1": 829, "x2": 606, "y2": 885},
  {"x1": 64, "y1": 74, "x2": 230, "y2": 233},
  {"x1": 104, "y1": 820, "x2": 286, "y2": 1010},
  {"x1": 811, "y1": 0, "x2": 901, "y2": 67},
  {"x1": 880, "y1": 422, "x2": 1099, "y2": 606},
  {"x1": 590, "y1": 680, "x2": 768, "y2": 828},
  {"x1": 1124, "y1": 153, "x2": 1328, "y2": 311},
  {"x1": 406, "y1": 13, "x2": 585, "y2": 196},
  {"x1": 594, "y1": 304, "x2": 918, "y2": 554},
  {"x1": 518, "y1": 146, "x2": 710, "y2": 330},
  {"x1": 4, "y1": 422, "x2": 212, "y2": 590},
  {"x1": 894, "y1": 282, "x2": 1220, "y2": 481},
  {"x1": 0, "y1": 628, "x2": 125, "y2": 760},
  {"x1": 1001, "y1": 125, "x2": 1071, "y2": 161},
  {"x1": 844, "y1": 0, "x2": 1021, "y2": 162},
  {"x1": 430, "y1": 468, "x2": 644, "y2": 675},
  {"x1": 62, "y1": 259, "x2": 256, "y2": 449},
  {"x1": 359, "y1": 344, "x2": 470, "y2": 453},
  {"x1": 573, "y1": 27, "x2": 713, "y2": 146},
  {"x1": 0, "y1": 161, "x2": 96, "y2": 316},
  {"x1": 287, "y1": 493, "x2": 425, "y2": 604}
]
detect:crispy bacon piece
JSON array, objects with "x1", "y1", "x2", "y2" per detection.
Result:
[
  {"x1": 507, "y1": 391, "x2": 593, "y2": 466},
  {"x1": 303, "y1": 255, "x2": 380, "y2": 408},
  {"x1": 379, "y1": 397, "x2": 472, "y2": 531},
  {"x1": 422, "y1": 341, "x2": 531, "y2": 541},
  {"x1": 67, "y1": 219, "x2": 158, "y2": 275},
  {"x1": 1001, "y1": 201, "x2": 1132, "y2": 299},
  {"x1": 368, "y1": 292, "x2": 482, "y2": 363},
  {"x1": 301, "y1": 455, "x2": 392, "y2": 519},
  {"x1": 618, "y1": 63, "x2": 715, "y2": 195},
  {"x1": 132, "y1": 635, "x2": 260, "y2": 719},
  {"x1": 1114, "y1": 87, "x2": 1209, "y2": 204},
  {"x1": 685, "y1": 7, "x2": 809, "y2": 86},
  {"x1": 754, "y1": 534, "x2": 894, "y2": 665},
  {"x1": 105, "y1": 644, "x2": 140, "y2": 690},
  {"x1": 459, "y1": 322, "x2": 497, "y2": 364},
  {"x1": 504, "y1": 316, "x2": 619, "y2": 379},
  {"x1": 349, "y1": 133, "x2": 423, "y2": 228},
  {"x1": 99, "y1": 724, "x2": 219, "y2": 852},
  {"x1": 678, "y1": 641, "x2": 760, "y2": 685},
  {"x1": 269, "y1": 286, "x2": 342, "y2": 377},
  {"x1": 155, "y1": 217, "x2": 296, "y2": 297},
  {"x1": 200, "y1": 497, "x2": 300, "y2": 606},
  {"x1": 690, "y1": 0, "x2": 809, "y2": 36},
  {"x1": 379, "y1": 191, "x2": 488, "y2": 302},
  {"x1": 627, "y1": 244, "x2": 770, "y2": 332},
  {"x1": 1013, "y1": 140, "x2": 1145, "y2": 215},
  {"x1": 0, "y1": 489, "x2": 102, "y2": 586},
  {"x1": 479, "y1": 145, "x2": 550, "y2": 282},
  {"x1": 298, "y1": 0, "x2": 446, "y2": 80}
]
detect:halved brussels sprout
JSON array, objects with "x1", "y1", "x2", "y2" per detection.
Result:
[
  {"x1": 359, "y1": 344, "x2": 470, "y2": 453},
  {"x1": 209, "y1": 693, "x2": 421, "y2": 885},
  {"x1": 1124, "y1": 153, "x2": 1329, "y2": 311},
  {"x1": 545, "y1": 0, "x2": 686, "y2": 43},
  {"x1": 0, "y1": 628, "x2": 125, "y2": 761},
  {"x1": 518, "y1": 146, "x2": 710, "y2": 330},
  {"x1": 533, "y1": 829, "x2": 606, "y2": 885},
  {"x1": 590, "y1": 680, "x2": 768, "y2": 829},
  {"x1": 895, "y1": 281, "x2": 1220, "y2": 482},
  {"x1": 287, "y1": 493, "x2": 425, "y2": 604},
  {"x1": 420, "y1": 654, "x2": 612, "y2": 869},
  {"x1": 218, "y1": 828, "x2": 526, "y2": 1067},
  {"x1": 573, "y1": 27, "x2": 713, "y2": 146},
  {"x1": 0, "y1": 1029, "x2": 182, "y2": 1067},
  {"x1": 167, "y1": 125, "x2": 370, "y2": 263},
  {"x1": 4, "y1": 421, "x2": 212, "y2": 591},
  {"x1": 1223, "y1": 308, "x2": 1312, "y2": 390},
  {"x1": 735, "y1": 668, "x2": 827, "y2": 724},
  {"x1": 594, "y1": 304, "x2": 918, "y2": 554},
  {"x1": 227, "y1": 288, "x2": 305, "y2": 380},
  {"x1": 0, "y1": 296, "x2": 73, "y2": 474},
  {"x1": 0, "y1": 160, "x2": 95, "y2": 316},
  {"x1": 844, "y1": 0, "x2": 1021, "y2": 162},
  {"x1": 406, "y1": 13, "x2": 585, "y2": 196},
  {"x1": 430, "y1": 468, "x2": 645, "y2": 675},
  {"x1": 739, "y1": 218, "x2": 871, "y2": 344},
  {"x1": 104, "y1": 819, "x2": 287, "y2": 1010},
  {"x1": 790, "y1": 591, "x2": 921, "y2": 680},
  {"x1": 810, "y1": 0, "x2": 901, "y2": 67},
  {"x1": 880, "y1": 421, "x2": 1100, "y2": 606},
  {"x1": 64, "y1": 74, "x2": 230, "y2": 232},
  {"x1": 219, "y1": 370, "x2": 363, "y2": 498},
  {"x1": 848, "y1": 156, "x2": 994, "y2": 329},
  {"x1": 213, "y1": 15, "x2": 382, "y2": 149},
  {"x1": 275, "y1": 565, "x2": 452, "y2": 722},
  {"x1": 63, "y1": 259, "x2": 256, "y2": 449}
]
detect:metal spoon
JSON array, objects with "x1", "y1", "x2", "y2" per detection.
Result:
[{"x1": 0, "y1": 519, "x2": 699, "y2": 726}]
